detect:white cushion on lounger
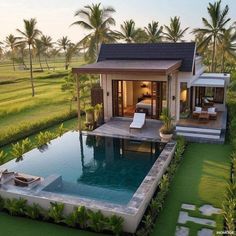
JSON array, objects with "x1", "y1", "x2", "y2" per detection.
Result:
[
  {"x1": 195, "y1": 107, "x2": 202, "y2": 112},
  {"x1": 208, "y1": 107, "x2": 216, "y2": 113},
  {"x1": 130, "y1": 113, "x2": 146, "y2": 129}
]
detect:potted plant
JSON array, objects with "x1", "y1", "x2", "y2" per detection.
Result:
[
  {"x1": 159, "y1": 108, "x2": 175, "y2": 142},
  {"x1": 85, "y1": 106, "x2": 95, "y2": 130},
  {"x1": 94, "y1": 103, "x2": 103, "y2": 127}
]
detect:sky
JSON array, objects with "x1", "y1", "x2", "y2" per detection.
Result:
[{"x1": 0, "y1": 0, "x2": 236, "y2": 43}]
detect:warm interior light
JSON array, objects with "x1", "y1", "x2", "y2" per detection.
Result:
[
  {"x1": 180, "y1": 89, "x2": 187, "y2": 101},
  {"x1": 140, "y1": 81, "x2": 149, "y2": 88}
]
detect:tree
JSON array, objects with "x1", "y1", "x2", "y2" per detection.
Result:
[
  {"x1": 115, "y1": 19, "x2": 143, "y2": 43},
  {"x1": 144, "y1": 21, "x2": 163, "y2": 43},
  {"x1": 34, "y1": 39, "x2": 44, "y2": 71},
  {"x1": 41, "y1": 35, "x2": 53, "y2": 70},
  {"x1": 218, "y1": 27, "x2": 236, "y2": 72},
  {"x1": 50, "y1": 48, "x2": 60, "y2": 71},
  {"x1": 65, "y1": 43, "x2": 80, "y2": 69},
  {"x1": 16, "y1": 41, "x2": 27, "y2": 70},
  {"x1": 17, "y1": 18, "x2": 41, "y2": 97},
  {"x1": 5, "y1": 34, "x2": 18, "y2": 70},
  {"x1": 57, "y1": 36, "x2": 71, "y2": 70},
  {"x1": 192, "y1": 0, "x2": 231, "y2": 72},
  {"x1": 71, "y1": 3, "x2": 116, "y2": 62},
  {"x1": 163, "y1": 16, "x2": 189, "y2": 42}
]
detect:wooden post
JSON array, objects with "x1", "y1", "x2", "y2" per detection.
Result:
[{"x1": 76, "y1": 73, "x2": 81, "y2": 131}]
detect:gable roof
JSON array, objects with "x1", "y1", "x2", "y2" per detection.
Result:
[{"x1": 97, "y1": 42, "x2": 196, "y2": 72}]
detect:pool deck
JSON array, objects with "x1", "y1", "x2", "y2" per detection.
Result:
[{"x1": 89, "y1": 117, "x2": 163, "y2": 141}]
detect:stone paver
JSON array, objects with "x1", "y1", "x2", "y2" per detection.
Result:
[
  {"x1": 178, "y1": 211, "x2": 216, "y2": 227},
  {"x1": 199, "y1": 205, "x2": 221, "y2": 216},
  {"x1": 175, "y1": 226, "x2": 189, "y2": 236},
  {"x1": 198, "y1": 228, "x2": 213, "y2": 236},
  {"x1": 181, "y1": 203, "x2": 196, "y2": 211}
]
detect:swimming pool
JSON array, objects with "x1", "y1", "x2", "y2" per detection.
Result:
[{"x1": 3, "y1": 132, "x2": 165, "y2": 205}]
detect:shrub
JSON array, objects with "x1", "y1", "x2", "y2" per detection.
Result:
[
  {"x1": 10, "y1": 138, "x2": 33, "y2": 160},
  {"x1": 64, "y1": 208, "x2": 79, "y2": 227},
  {"x1": 88, "y1": 210, "x2": 108, "y2": 233},
  {"x1": 11, "y1": 142, "x2": 25, "y2": 159},
  {"x1": 36, "y1": 131, "x2": 55, "y2": 148},
  {"x1": 57, "y1": 123, "x2": 67, "y2": 137},
  {"x1": 77, "y1": 206, "x2": 89, "y2": 229},
  {"x1": 141, "y1": 214, "x2": 154, "y2": 235},
  {"x1": 48, "y1": 202, "x2": 65, "y2": 223},
  {"x1": 106, "y1": 215, "x2": 124, "y2": 236},
  {"x1": 25, "y1": 203, "x2": 43, "y2": 219},
  {"x1": 0, "y1": 150, "x2": 8, "y2": 165},
  {"x1": 0, "y1": 111, "x2": 77, "y2": 147},
  {"x1": 4, "y1": 198, "x2": 27, "y2": 216}
]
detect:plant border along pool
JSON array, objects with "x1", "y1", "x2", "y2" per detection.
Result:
[{"x1": 0, "y1": 132, "x2": 176, "y2": 234}]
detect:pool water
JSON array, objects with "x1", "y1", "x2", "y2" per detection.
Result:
[{"x1": 4, "y1": 132, "x2": 165, "y2": 205}]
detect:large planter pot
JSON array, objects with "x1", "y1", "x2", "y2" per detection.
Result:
[
  {"x1": 159, "y1": 132, "x2": 173, "y2": 142},
  {"x1": 85, "y1": 111, "x2": 94, "y2": 124}
]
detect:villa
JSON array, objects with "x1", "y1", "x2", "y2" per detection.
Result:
[{"x1": 73, "y1": 42, "x2": 230, "y2": 143}]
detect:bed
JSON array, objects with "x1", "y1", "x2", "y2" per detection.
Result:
[
  {"x1": 135, "y1": 98, "x2": 167, "y2": 115},
  {"x1": 136, "y1": 99, "x2": 156, "y2": 115}
]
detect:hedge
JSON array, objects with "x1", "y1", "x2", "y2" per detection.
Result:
[{"x1": 0, "y1": 111, "x2": 78, "y2": 147}]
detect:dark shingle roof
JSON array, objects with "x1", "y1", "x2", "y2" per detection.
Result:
[{"x1": 97, "y1": 43, "x2": 196, "y2": 72}]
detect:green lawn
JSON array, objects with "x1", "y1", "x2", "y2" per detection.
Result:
[{"x1": 152, "y1": 143, "x2": 232, "y2": 236}]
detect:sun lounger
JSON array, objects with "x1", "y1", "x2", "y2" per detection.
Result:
[
  {"x1": 14, "y1": 175, "x2": 41, "y2": 188},
  {"x1": 130, "y1": 113, "x2": 146, "y2": 132},
  {"x1": 0, "y1": 169, "x2": 15, "y2": 185}
]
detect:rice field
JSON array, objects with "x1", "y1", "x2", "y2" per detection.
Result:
[{"x1": 0, "y1": 57, "x2": 84, "y2": 139}]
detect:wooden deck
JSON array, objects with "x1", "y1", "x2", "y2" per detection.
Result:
[
  {"x1": 177, "y1": 111, "x2": 227, "y2": 130},
  {"x1": 89, "y1": 117, "x2": 163, "y2": 141}
]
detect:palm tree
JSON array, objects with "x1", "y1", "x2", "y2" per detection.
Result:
[
  {"x1": 115, "y1": 20, "x2": 143, "y2": 43},
  {"x1": 71, "y1": 3, "x2": 116, "y2": 62},
  {"x1": 41, "y1": 35, "x2": 53, "y2": 70},
  {"x1": 163, "y1": 16, "x2": 189, "y2": 42},
  {"x1": 16, "y1": 41, "x2": 27, "y2": 70},
  {"x1": 57, "y1": 36, "x2": 71, "y2": 70},
  {"x1": 5, "y1": 34, "x2": 18, "y2": 70},
  {"x1": 17, "y1": 18, "x2": 41, "y2": 97},
  {"x1": 218, "y1": 27, "x2": 236, "y2": 72},
  {"x1": 192, "y1": 0, "x2": 231, "y2": 72},
  {"x1": 144, "y1": 21, "x2": 163, "y2": 43},
  {"x1": 50, "y1": 48, "x2": 60, "y2": 71},
  {"x1": 65, "y1": 43, "x2": 80, "y2": 69},
  {"x1": 34, "y1": 39, "x2": 44, "y2": 71}
]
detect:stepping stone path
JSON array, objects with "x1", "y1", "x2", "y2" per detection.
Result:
[
  {"x1": 199, "y1": 204, "x2": 221, "y2": 216},
  {"x1": 178, "y1": 211, "x2": 216, "y2": 227},
  {"x1": 198, "y1": 228, "x2": 213, "y2": 236},
  {"x1": 175, "y1": 226, "x2": 189, "y2": 236},
  {"x1": 181, "y1": 203, "x2": 196, "y2": 211},
  {"x1": 175, "y1": 203, "x2": 220, "y2": 236}
]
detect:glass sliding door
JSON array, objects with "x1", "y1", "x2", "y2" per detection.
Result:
[
  {"x1": 112, "y1": 80, "x2": 166, "y2": 119},
  {"x1": 112, "y1": 80, "x2": 124, "y2": 117},
  {"x1": 150, "y1": 81, "x2": 166, "y2": 119}
]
